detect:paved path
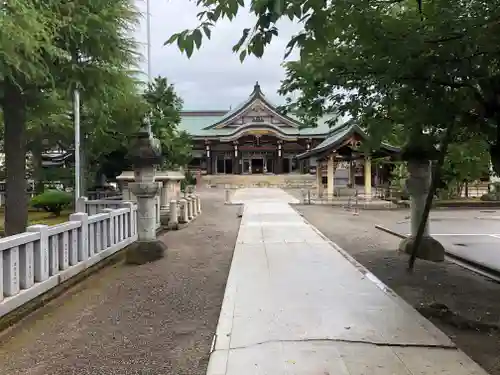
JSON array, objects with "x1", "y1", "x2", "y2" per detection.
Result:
[
  {"x1": 384, "y1": 216, "x2": 500, "y2": 273},
  {"x1": 208, "y1": 188, "x2": 488, "y2": 374}
]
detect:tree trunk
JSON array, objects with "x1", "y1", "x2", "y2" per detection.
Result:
[
  {"x1": 3, "y1": 80, "x2": 28, "y2": 235},
  {"x1": 406, "y1": 125, "x2": 454, "y2": 270},
  {"x1": 407, "y1": 161, "x2": 431, "y2": 237}
]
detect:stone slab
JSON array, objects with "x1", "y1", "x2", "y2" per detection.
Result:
[{"x1": 386, "y1": 216, "x2": 500, "y2": 273}]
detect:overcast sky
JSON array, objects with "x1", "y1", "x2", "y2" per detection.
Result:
[{"x1": 134, "y1": 0, "x2": 300, "y2": 110}]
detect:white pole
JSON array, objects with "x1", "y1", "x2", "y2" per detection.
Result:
[
  {"x1": 146, "y1": 0, "x2": 152, "y2": 82},
  {"x1": 74, "y1": 88, "x2": 81, "y2": 206}
]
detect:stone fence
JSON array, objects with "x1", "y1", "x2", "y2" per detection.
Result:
[
  {"x1": 0, "y1": 184, "x2": 203, "y2": 321},
  {"x1": 0, "y1": 203, "x2": 137, "y2": 319}
]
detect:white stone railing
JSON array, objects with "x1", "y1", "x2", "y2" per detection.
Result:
[
  {"x1": 0, "y1": 203, "x2": 138, "y2": 318},
  {"x1": 78, "y1": 196, "x2": 161, "y2": 230}
]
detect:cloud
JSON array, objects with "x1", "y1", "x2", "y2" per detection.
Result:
[{"x1": 134, "y1": 0, "x2": 300, "y2": 109}]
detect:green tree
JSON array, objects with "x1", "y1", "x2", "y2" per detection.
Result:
[
  {"x1": 144, "y1": 77, "x2": 192, "y2": 169},
  {"x1": 0, "y1": 0, "x2": 139, "y2": 234},
  {"x1": 1, "y1": 1, "x2": 65, "y2": 234},
  {"x1": 80, "y1": 76, "x2": 145, "y2": 190},
  {"x1": 167, "y1": 0, "x2": 500, "y2": 268}
]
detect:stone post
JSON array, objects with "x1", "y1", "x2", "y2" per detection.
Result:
[
  {"x1": 179, "y1": 198, "x2": 189, "y2": 223},
  {"x1": 75, "y1": 196, "x2": 88, "y2": 213},
  {"x1": 168, "y1": 199, "x2": 179, "y2": 230},
  {"x1": 160, "y1": 181, "x2": 169, "y2": 210},
  {"x1": 187, "y1": 196, "x2": 194, "y2": 220},
  {"x1": 194, "y1": 194, "x2": 201, "y2": 215},
  {"x1": 190, "y1": 196, "x2": 197, "y2": 218},
  {"x1": 125, "y1": 117, "x2": 167, "y2": 265},
  {"x1": 398, "y1": 160, "x2": 445, "y2": 262},
  {"x1": 225, "y1": 189, "x2": 231, "y2": 204}
]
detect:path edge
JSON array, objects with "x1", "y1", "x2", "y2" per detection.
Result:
[{"x1": 294, "y1": 208, "x2": 457, "y2": 349}]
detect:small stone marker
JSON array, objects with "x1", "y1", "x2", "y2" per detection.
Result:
[
  {"x1": 168, "y1": 199, "x2": 179, "y2": 230},
  {"x1": 179, "y1": 199, "x2": 189, "y2": 224},
  {"x1": 187, "y1": 196, "x2": 194, "y2": 220}
]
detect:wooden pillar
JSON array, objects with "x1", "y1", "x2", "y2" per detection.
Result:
[
  {"x1": 205, "y1": 143, "x2": 212, "y2": 175},
  {"x1": 327, "y1": 155, "x2": 335, "y2": 200},
  {"x1": 233, "y1": 143, "x2": 239, "y2": 174},
  {"x1": 316, "y1": 160, "x2": 323, "y2": 197},
  {"x1": 275, "y1": 142, "x2": 283, "y2": 174},
  {"x1": 364, "y1": 155, "x2": 372, "y2": 198},
  {"x1": 348, "y1": 160, "x2": 354, "y2": 186}
]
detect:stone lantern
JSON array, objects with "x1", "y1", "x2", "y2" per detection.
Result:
[{"x1": 125, "y1": 116, "x2": 167, "y2": 264}]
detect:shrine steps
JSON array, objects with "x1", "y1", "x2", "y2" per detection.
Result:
[{"x1": 201, "y1": 174, "x2": 316, "y2": 189}]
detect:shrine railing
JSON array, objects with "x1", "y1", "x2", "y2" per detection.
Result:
[{"x1": 0, "y1": 203, "x2": 137, "y2": 319}]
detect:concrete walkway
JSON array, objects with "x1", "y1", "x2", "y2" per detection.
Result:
[{"x1": 208, "y1": 188, "x2": 488, "y2": 375}]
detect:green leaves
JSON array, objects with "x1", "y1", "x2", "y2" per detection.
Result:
[
  {"x1": 142, "y1": 76, "x2": 192, "y2": 169},
  {"x1": 165, "y1": 23, "x2": 213, "y2": 58}
]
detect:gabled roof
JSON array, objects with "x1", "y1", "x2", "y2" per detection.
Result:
[
  {"x1": 203, "y1": 82, "x2": 303, "y2": 130},
  {"x1": 297, "y1": 122, "x2": 400, "y2": 160},
  {"x1": 178, "y1": 82, "x2": 342, "y2": 138}
]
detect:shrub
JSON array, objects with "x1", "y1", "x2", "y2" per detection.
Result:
[
  {"x1": 31, "y1": 190, "x2": 72, "y2": 216},
  {"x1": 181, "y1": 170, "x2": 197, "y2": 192}
]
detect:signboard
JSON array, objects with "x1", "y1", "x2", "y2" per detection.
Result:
[{"x1": 246, "y1": 129, "x2": 272, "y2": 136}]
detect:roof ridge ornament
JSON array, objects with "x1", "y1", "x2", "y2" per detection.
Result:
[{"x1": 253, "y1": 81, "x2": 261, "y2": 94}]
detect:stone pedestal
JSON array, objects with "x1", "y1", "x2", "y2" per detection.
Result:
[
  {"x1": 126, "y1": 179, "x2": 166, "y2": 264},
  {"x1": 398, "y1": 160, "x2": 445, "y2": 262}
]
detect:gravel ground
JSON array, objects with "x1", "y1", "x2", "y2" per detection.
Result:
[
  {"x1": 296, "y1": 205, "x2": 500, "y2": 375},
  {"x1": 0, "y1": 189, "x2": 240, "y2": 375}
]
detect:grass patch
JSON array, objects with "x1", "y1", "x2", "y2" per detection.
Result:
[{"x1": 0, "y1": 210, "x2": 72, "y2": 234}]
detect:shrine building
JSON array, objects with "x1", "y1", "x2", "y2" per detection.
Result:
[{"x1": 180, "y1": 82, "x2": 399, "y2": 194}]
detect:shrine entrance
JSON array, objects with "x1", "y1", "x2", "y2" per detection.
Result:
[
  {"x1": 251, "y1": 158, "x2": 264, "y2": 174},
  {"x1": 242, "y1": 152, "x2": 274, "y2": 174}
]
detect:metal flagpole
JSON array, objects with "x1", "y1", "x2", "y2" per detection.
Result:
[
  {"x1": 73, "y1": 88, "x2": 81, "y2": 207},
  {"x1": 146, "y1": 0, "x2": 153, "y2": 135},
  {"x1": 146, "y1": 0, "x2": 152, "y2": 83}
]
